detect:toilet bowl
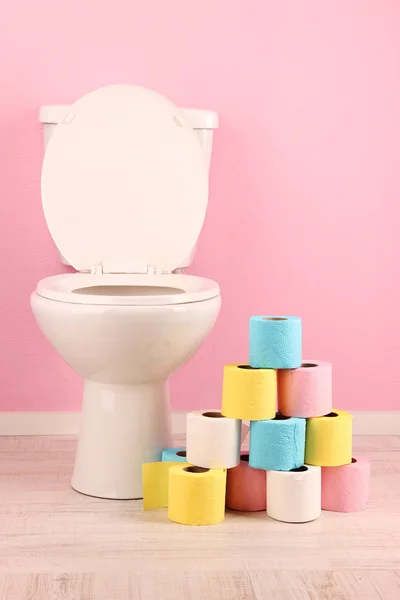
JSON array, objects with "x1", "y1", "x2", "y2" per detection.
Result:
[{"x1": 31, "y1": 85, "x2": 221, "y2": 499}]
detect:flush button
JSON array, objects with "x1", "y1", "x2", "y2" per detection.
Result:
[
  {"x1": 173, "y1": 114, "x2": 187, "y2": 127},
  {"x1": 62, "y1": 112, "x2": 76, "y2": 125}
]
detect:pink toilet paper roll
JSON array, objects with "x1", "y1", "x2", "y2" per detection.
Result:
[
  {"x1": 225, "y1": 454, "x2": 266, "y2": 512},
  {"x1": 278, "y1": 360, "x2": 332, "y2": 418},
  {"x1": 321, "y1": 456, "x2": 370, "y2": 512}
]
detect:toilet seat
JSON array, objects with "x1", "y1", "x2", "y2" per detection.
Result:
[
  {"x1": 36, "y1": 273, "x2": 220, "y2": 306},
  {"x1": 38, "y1": 85, "x2": 219, "y2": 309}
]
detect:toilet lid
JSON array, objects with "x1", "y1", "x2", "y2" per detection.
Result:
[{"x1": 41, "y1": 85, "x2": 209, "y2": 273}]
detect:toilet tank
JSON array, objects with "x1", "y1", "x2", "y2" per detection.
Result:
[{"x1": 39, "y1": 103, "x2": 219, "y2": 271}]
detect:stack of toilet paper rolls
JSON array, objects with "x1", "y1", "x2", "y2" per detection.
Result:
[
  {"x1": 142, "y1": 416, "x2": 249, "y2": 524},
  {"x1": 143, "y1": 314, "x2": 370, "y2": 525}
]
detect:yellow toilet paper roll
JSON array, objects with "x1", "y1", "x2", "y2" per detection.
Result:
[
  {"x1": 305, "y1": 409, "x2": 353, "y2": 466},
  {"x1": 221, "y1": 364, "x2": 277, "y2": 420},
  {"x1": 142, "y1": 461, "x2": 189, "y2": 510},
  {"x1": 168, "y1": 465, "x2": 227, "y2": 526}
]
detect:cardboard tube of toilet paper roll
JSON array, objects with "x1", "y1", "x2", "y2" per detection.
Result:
[
  {"x1": 222, "y1": 365, "x2": 277, "y2": 420},
  {"x1": 267, "y1": 465, "x2": 321, "y2": 523},
  {"x1": 186, "y1": 410, "x2": 241, "y2": 469},
  {"x1": 249, "y1": 414, "x2": 306, "y2": 471},
  {"x1": 226, "y1": 453, "x2": 266, "y2": 512},
  {"x1": 249, "y1": 316, "x2": 302, "y2": 369},
  {"x1": 278, "y1": 360, "x2": 332, "y2": 418},
  {"x1": 305, "y1": 409, "x2": 352, "y2": 467},
  {"x1": 322, "y1": 456, "x2": 370, "y2": 512},
  {"x1": 168, "y1": 465, "x2": 227, "y2": 526},
  {"x1": 161, "y1": 447, "x2": 188, "y2": 462},
  {"x1": 142, "y1": 461, "x2": 189, "y2": 510}
]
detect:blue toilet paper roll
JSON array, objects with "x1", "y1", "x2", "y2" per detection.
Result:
[
  {"x1": 249, "y1": 316, "x2": 302, "y2": 369},
  {"x1": 161, "y1": 447, "x2": 187, "y2": 462},
  {"x1": 249, "y1": 414, "x2": 306, "y2": 471}
]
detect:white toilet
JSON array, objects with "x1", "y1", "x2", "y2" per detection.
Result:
[{"x1": 31, "y1": 85, "x2": 221, "y2": 500}]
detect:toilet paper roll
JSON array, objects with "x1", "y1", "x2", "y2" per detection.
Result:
[
  {"x1": 249, "y1": 414, "x2": 306, "y2": 471},
  {"x1": 168, "y1": 465, "x2": 227, "y2": 526},
  {"x1": 161, "y1": 447, "x2": 188, "y2": 462},
  {"x1": 142, "y1": 461, "x2": 189, "y2": 510},
  {"x1": 267, "y1": 465, "x2": 321, "y2": 523},
  {"x1": 305, "y1": 409, "x2": 352, "y2": 467},
  {"x1": 221, "y1": 364, "x2": 277, "y2": 420},
  {"x1": 249, "y1": 316, "x2": 302, "y2": 369},
  {"x1": 186, "y1": 410, "x2": 241, "y2": 469},
  {"x1": 226, "y1": 453, "x2": 267, "y2": 512},
  {"x1": 278, "y1": 361, "x2": 332, "y2": 418},
  {"x1": 322, "y1": 456, "x2": 370, "y2": 512}
]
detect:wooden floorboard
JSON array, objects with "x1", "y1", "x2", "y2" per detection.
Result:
[{"x1": 0, "y1": 435, "x2": 398, "y2": 599}]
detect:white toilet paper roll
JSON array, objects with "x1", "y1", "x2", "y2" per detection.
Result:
[
  {"x1": 267, "y1": 465, "x2": 321, "y2": 523},
  {"x1": 186, "y1": 410, "x2": 241, "y2": 469}
]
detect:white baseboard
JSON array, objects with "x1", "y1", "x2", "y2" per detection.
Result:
[
  {"x1": 0, "y1": 410, "x2": 398, "y2": 436},
  {"x1": 350, "y1": 411, "x2": 400, "y2": 435},
  {"x1": 0, "y1": 411, "x2": 187, "y2": 436}
]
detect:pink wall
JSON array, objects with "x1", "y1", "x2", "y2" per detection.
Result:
[{"x1": 0, "y1": 1, "x2": 399, "y2": 412}]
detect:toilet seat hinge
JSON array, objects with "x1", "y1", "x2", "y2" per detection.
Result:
[
  {"x1": 90, "y1": 261, "x2": 163, "y2": 275},
  {"x1": 91, "y1": 265, "x2": 104, "y2": 275}
]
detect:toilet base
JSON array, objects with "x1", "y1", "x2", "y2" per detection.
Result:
[{"x1": 71, "y1": 380, "x2": 173, "y2": 499}]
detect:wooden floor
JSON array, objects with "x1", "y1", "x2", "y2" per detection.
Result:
[{"x1": 0, "y1": 435, "x2": 399, "y2": 599}]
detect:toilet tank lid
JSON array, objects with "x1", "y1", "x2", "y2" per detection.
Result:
[
  {"x1": 41, "y1": 85, "x2": 209, "y2": 274},
  {"x1": 40, "y1": 105, "x2": 219, "y2": 130}
]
